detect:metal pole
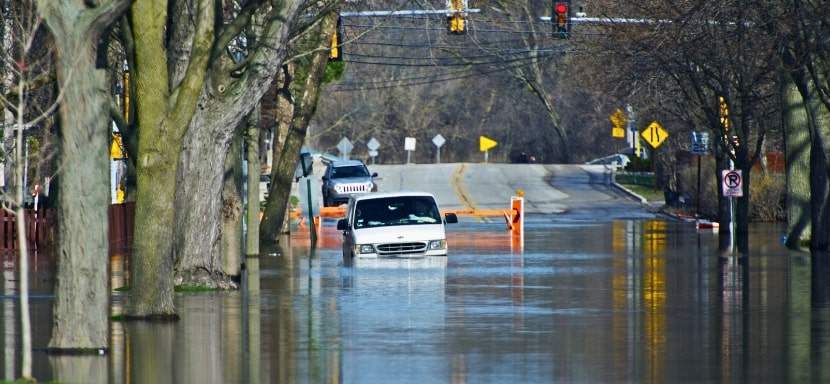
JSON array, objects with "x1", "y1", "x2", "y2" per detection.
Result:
[
  {"x1": 436, "y1": 148, "x2": 441, "y2": 164},
  {"x1": 406, "y1": 150, "x2": 411, "y2": 164},
  {"x1": 484, "y1": 150, "x2": 489, "y2": 163},
  {"x1": 306, "y1": 178, "x2": 316, "y2": 244},
  {"x1": 728, "y1": 158, "x2": 735, "y2": 252},
  {"x1": 696, "y1": 156, "x2": 701, "y2": 217}
]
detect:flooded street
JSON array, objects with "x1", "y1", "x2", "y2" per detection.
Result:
[{"x1": 3, "y1": 218, "x2": 830, "y2": 383}]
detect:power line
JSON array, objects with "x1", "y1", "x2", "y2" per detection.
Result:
[
  {"x1": 340, "y1": 50, "x2": 565, "y2": 67},
  {"x1": 330, "y1": 57, "x2": 557, "y2": 92},
  {"x1": 345, "y1": 48, "x2": 566, "y2": 61}
]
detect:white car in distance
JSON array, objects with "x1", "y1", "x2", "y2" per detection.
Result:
[{"x1": 337, "y1": 192, "x2": 458, "y2": 258}]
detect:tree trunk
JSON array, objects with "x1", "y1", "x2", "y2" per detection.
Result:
[
  {"x1": 260, "y1": 123, "x2": 304, "y2": 246},
  {"x1": 174, "y1": 101, "x2": 238, "y2": 288},
  {"x1": 809, "y1": 100, "x2": 830, "y2": 251},
  {"x1": 14, "y1": 68, "x2": 32, "y2": 380},
  {"x1": 49, "y1": 37, "x2": 111, "y2": 350},
  {"x1": 221, "y1": 131, "x2": 243, "y2": 278},
  {"x1": 782, "y1": 71, "x2": 812, "y2": 249},
  {"x1": 128, "y1": 0, "x2": 214, "y2": 315},
  {"x1": 260, "y1": 14, "x2": 337, "y2": 246},
  {"x1": 792, "y1": 69, "x2": 830, "y2": 251},
  {"x1": 246, "y1": 108, "x2": 260, "y2": 256},
  {"x1": 37, "y1": 0, "x2": 130, "y2": 350},
  {"x1": 131, "y1": 157, "x2": 177, "y2": 316},
  {"x1": 171, "y1": 0, "x2": 302, "y2": 288}
]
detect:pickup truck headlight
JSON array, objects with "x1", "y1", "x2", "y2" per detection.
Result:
[
  {"x1": 357, "y1": 244, "x2": 375, "y2": 254},
  {"x1": 428, "y1": 240, "x2": 446, "y2": 250}
]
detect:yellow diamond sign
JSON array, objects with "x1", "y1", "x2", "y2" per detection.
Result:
[
  {"x1": 480, "y1": 135, "x2": 498, "y2": 152},
  {"x1": 641, "y1": 121, "x2": 668, "y2": 149}
]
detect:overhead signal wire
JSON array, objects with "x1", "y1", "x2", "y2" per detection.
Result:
[
  {"x1": 330, "y1": 56, "x2": 557, "y2": 92},
  {"x1": 340, "y1": 49, "x2": 567, "y2": 67},
  {"x1": 344, "y1": 47, "x2": 566, "y2": 61},
  {"x1": 342, "y1": 23, "x2": 546, "y2": 34},
  {"x1": 336, "y1": 49, "x2": 568, "y2": 86}
]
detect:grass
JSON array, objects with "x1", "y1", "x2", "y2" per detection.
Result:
[
  {"x1": 113, "y1": 286, "x2": 129, "y2": 292},
  {"x1": 111, "y1": 314, "x2": 127, "y2": 322},
  {"x1": 619, "y1": 183, "x2": 664, "y2": 202}
]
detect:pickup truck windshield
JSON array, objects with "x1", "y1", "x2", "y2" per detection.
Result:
[
  {"x1": 331, "y1": 165, "x2": 369, "y2": 179},
  {"x1": 354, "y1": 196, "x2": 441, "y2": 229}
]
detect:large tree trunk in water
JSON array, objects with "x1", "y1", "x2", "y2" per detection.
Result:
[
  {"x1": 782, "y1": 72, "x2": 812, "y2": 249},
  {"x1": 171, "y1": 1, "x2": 302, "y2": 288},
  {"x1": 260, "y1": 14, "x2": 337, "y2": 246},
  {"x1": 174, "y1": 101, "x2": 238, "y2": 289},
  {"x1": 129, "y1": 0, "x2": 215, "y2": 317},
  {"x1": 809, "y1": 99, "x2": 830, "y2": 251},
  {"x1": 37, "y1": 0, "x2": 130, "y2": 350},
  {"x1": 792, "y1": 70, "x2": 830, "y2": 251},
  {"x1": 221, "y1": 131, "x2": 243, "y2": 278},
  {"x1": 246, "y1": 108, "x2": 261, "y2": 256}
]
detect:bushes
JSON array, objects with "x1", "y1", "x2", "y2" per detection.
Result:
[
  {"x1": 677, "y1": 156, "x2": 785, "y2": 222},
  {"x1": 749, "y1": 173, "x2": 786, "y2": 222}
]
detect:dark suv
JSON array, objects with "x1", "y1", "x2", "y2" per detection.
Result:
[{"x1": 321, "y1": 160, "x2": 378, "y2": 207}]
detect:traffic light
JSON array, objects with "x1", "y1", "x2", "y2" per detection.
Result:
[
  {"x1": 447, "y1": 0, "x2": 466, "y2": 34},
  {"x1": 553, "y1": 1, "x2": 571, "y2": 38},
  {"x1": 329, "y1": 17, "x2": 343, "y2": 61}
]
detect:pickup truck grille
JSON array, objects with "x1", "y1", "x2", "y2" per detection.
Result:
[
  {"x1": 335, "y1": 184, "x2": 371, "y2": 193},
  {"x1": 376, "y1": 242, "x2": 427, "y2": 255}
]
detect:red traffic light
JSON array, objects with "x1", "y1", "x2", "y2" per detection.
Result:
[{"x1": 554, "y1": 3, "x2": 568, "y2": 14}]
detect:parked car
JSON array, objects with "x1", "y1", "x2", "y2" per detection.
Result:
[
  {"x1": 321, "y1": 160, "x2": 378, "y2": 207},
  {"x1": 337, "y1": 192, "x2": 458, "y2": 259}
]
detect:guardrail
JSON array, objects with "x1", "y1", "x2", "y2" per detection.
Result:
[{"x1": 294, "y1": 195, "x2": 526, "y2": 238}]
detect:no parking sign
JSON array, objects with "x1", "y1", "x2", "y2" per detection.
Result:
[{"x1": 721, "y1": 170, "x2": 743, "y2": 197}]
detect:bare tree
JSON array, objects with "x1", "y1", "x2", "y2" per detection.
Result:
[{"x1": 0, "y1": 0, "x2": 59, "y2": 378}]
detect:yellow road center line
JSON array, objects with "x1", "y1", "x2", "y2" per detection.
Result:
[{"x1": 451, "y1": 164, "x2": 487, "y2": 222}]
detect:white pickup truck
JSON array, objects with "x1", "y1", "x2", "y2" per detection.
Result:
[{"x1": 337, "y1": 192, "x2": 458, "y2": 259}]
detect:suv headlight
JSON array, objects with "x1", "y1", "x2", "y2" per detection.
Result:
[
  {"x1": 356, "y1": 244, "x2": 375, "y2": 254},
  {"x1": 428, "y1": 240, "x2": 446, "y2": 250}
]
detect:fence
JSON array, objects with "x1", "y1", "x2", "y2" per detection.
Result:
[{"x1": 0, "y1": 203, "x2": 135, "y2": 253}]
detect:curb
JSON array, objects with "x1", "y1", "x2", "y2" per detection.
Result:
[{"x1": 611, "y1": 182, "x2": 648, "y2": 204}]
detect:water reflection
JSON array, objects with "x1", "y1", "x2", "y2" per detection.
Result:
[{"x1": 7, "y1": 222, "x2": 830, "y2": 382}]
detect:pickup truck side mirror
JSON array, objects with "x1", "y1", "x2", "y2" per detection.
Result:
[
  {"x1": 337, "y1": 219, "x2": 348, "y2": 230},
  {"x1": 444, "y1": 213, "x2": 458, "y2": 224},
  {"x1": 371, "y1": 172, "x2": 378, "y2": 178}
]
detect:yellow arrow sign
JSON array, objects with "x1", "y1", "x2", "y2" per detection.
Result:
[
  {"x1": 641, "y1": 121, "x2": 668, "y2": 149},
  {"x1": 480, "y1": 135, "x2": 498, "y2": 152}
]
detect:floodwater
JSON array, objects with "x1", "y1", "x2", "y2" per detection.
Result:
[{"x1": 2, "y1": 218, "x2": 830, "y2": 383}]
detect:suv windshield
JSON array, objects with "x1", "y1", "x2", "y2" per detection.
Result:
[
  {"x1": 331, "y1": 165, "x2": 369, "y2": 179},
  {"x1": 354, "y1": 196, "x2": 441, "y2": 229}
]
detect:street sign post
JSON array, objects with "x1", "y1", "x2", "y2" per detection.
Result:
[
  {"x1": 480, "y1": 135, "x2": 497, "y2": 163},
  {"x1": 641, "y1": 121, "x2": 668, "y2": 149},
  {"x1": 690, "y1": 131, "x2": 709, "y2": 215},
  {"x1": 404, "y1": 137, "x2": 416, "y2": 164},
  {"x1": 336, "y1": 137, "x2": 353, "y2": 159},
  {"x1": 367, "y1": 137, "x2": 380, "y2": 164},
  {"x1": 432, "y1": 134, "x2": 446, "y2": 163}
]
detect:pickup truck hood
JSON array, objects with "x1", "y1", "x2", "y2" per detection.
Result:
[{"x1": 353, "y1": 224, "x2": 445, "y2": 244}]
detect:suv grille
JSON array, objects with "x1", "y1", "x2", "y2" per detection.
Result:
[{"x1": 376, "y1": 242, "x2": 427, "y2": 255}]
